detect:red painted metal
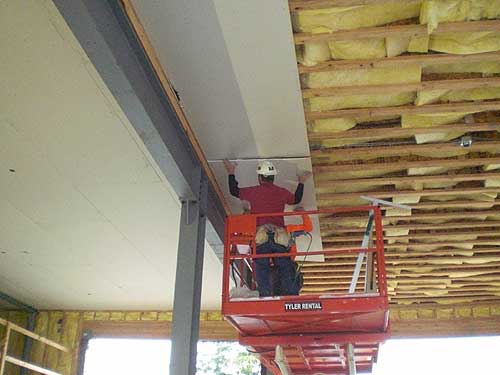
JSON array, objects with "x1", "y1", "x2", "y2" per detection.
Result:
[{"x1": 222, "y1": 207, "x2": 389, "y2": 374}]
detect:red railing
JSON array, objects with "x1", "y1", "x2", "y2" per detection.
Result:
[{"x1": 222, "y1": 206, "x2": 387, "y2": 305}]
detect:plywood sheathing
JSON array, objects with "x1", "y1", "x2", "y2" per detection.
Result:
[{"x1": 289, "y1": 0, "x2": 500, "y2": 305}]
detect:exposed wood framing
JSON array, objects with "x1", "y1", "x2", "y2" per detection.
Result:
[
  {"x1": 324, "y1": 221, "x2": 500, "y2": 232},
  {"x1": 308, "y1": 122, "x2": 500, "y2": 142},
  {"x1": 303, "y1": 77, "x2": 500, "y2": 98},
  {"x1": 292, "y1": 1, "x2": 500, "y2": 307},
  {"x1": 298, "y1": 51, "x2": 500, "y2": 74},
  {"x1": 323, "y1": 231, "x2": 500, "y2": 242},
  {"x1": 306, "y1": 100, "x2": 500, "y2": 120},
  {"x1": 295, "y1": 20, "x2": 500, "y2": 44},
  {"x1": 317, "y1": 172, "x2": 500, "y2": 187},
  {"x1": 289, "y1": 0, "x2": 410, "y2": 11},
  {"x1": 318, "y1": 187, "x2": 500, "y2": 200},
  {"x1": 313, "y1": 141, "x2": 500, "y2": 160}
]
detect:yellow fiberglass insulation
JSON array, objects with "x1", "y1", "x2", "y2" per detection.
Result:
[
  {"x1": 423, "y1": 61, "x2": 500, "y2": 74},
  {"x1": 401, "y1": 112, "x2": 475, "y2": 144},
  {"x1": 302, "y1": 66, "x2": 421, "y2": 89},
  {"x1": 484, "y1": 164, "x2": 500, "y2": 171},
  {"x1": 307, "y1": 92, "x2": 416, "y2": 111},
  {"x1": 420, "y1": 0, "x2": 500, "y2": 33},
  {"x1": 309, "y1": 118, "x2": 357, "y2": 133},
  {"x1": 430, "y1": 32, "x2": 500, "y2": 54},
  {"x1": 416, "y1": 87, "x2": 500, "y2": 106},
  {"x1": 301, "y1": 40, "x2": 332, "y2": 66},
  {"x1": 291, "y1": 1, "x2": 422, "y2": 33},
  {"x1": 328, "y1": 38, "x2": 386, "y2": 60}
]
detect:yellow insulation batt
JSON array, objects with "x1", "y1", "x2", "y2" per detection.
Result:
[
  {"x1": 420, "y1": 0, "x2": 500, "y2": 33},
  {"x1": 429, "y1": 32, "x2": 500, "y2": 54},
  {"x1": 302, "y1": 66, "x2": 421, "y2": 89},
  {"x1": 307, "y1": 92, "x2": 416, "y2": 111},
  {"x1": 296, "y1": 1, "x2": 500, "y2": 65},
  {"x1": 423, "y1": 61, "x2": 500, "y2": 74},
  {"x1": 291, "y1": 1, "x2": 422, "y2": 33},
  {"x1": 401, "y1": 112, "x2": 475, "y2": 144}
]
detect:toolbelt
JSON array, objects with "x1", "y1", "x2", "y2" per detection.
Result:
[{"x1": 255, "y1": 224, "x2": 290, "y2": 247}]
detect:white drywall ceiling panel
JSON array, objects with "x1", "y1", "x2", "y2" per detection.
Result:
[
  {"x1": 0, "y1": 0, "x2": 222, "y2": 310},
  {"x1": 130, "y1": 0, "x2": 309, "y2": 160}
]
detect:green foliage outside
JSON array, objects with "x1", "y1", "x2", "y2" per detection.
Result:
[{"x1": 196, "y1": 341, "x2": 261, "y2": 375}]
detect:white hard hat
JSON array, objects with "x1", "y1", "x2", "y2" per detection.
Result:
[{"x1": 257, "y1": 160, "x2": 277, "y2": 176}]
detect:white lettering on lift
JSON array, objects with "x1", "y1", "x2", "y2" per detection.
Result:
[{"x1": 284, "y1": 302, "x2": 322, "y2": 311}]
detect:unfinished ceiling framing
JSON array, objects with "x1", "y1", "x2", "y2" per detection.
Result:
[{"x1": 289, "y1": 0, "x2": 500, "y2": 305}]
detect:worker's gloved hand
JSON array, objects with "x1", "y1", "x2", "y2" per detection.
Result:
[
  {"x1": 298, "y1": 171, "x2": 312, "y2": 183},
  {"x1": 223, "y1": 159, "x2": 237, "y2": 174}
]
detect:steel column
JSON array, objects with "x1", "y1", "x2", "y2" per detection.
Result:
[{"x1": 170, "y1": 167, "x2": 208, "y2": 375}]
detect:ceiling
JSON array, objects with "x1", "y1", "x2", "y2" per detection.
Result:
[
  {"x1": 289, "y1": 0, "x2": 500, "y2": 305},
  {"x1": 0, "y1": 0, "x2": 222, "y2": 310}
]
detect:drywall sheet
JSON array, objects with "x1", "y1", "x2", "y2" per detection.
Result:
[
  {"x1": 210, "y1": 158, "x2": 323, "y2": 261},
  {"x1": 131, "y1": 0, "x2": 309, "y2": 160}
]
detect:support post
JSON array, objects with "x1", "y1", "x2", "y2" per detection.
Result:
[
  {"x1": 349, "y1": 209, "x2": 374, "y2": 293},
  {"x1": 76, "y1": 330, "x2": 93, "y2": 375},
  {"x1": 0, "y1": 326, "x2": 11, "y2": 375},
  {"x1": 170, "y1": 167, "x2": 208, "y2": 375},
  {"x1": 20, "y1": 312, "x2": 37, "y2": 375},
  {"x1": 347, "y1": 343, "x2": 356, "y2": 375}
]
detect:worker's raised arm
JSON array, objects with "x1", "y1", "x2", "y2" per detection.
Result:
[
  {"x1": 288, "y1": 171, "x2": 312, "y2": 205},
  {"x1": 224, "y1": 159, "x2": 240, "y2": 198}
]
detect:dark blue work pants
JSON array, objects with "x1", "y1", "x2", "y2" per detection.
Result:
[{"x1": 255, "y1": 241, "x2": 300, "y2": 297}]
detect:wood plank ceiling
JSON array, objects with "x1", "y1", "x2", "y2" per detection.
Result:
[{"x1": 288, "y1": 0, "x2": 500, "y2": 306}]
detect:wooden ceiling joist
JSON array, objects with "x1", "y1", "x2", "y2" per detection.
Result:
[
  {"x1": 385, "y1": 240, "x2": 500, "y2": 249},
  {"x1": 313, "y1": 141, "x2": 500, "y2": 161},
  {"x1": 289, "y1": 0, "x2": 407, "y2": 11},
  {"x1": 322, "y1": 221, "x2": 500, "y2": 234},
  {"x1": 306, "y1": 100, "x2": 500, "y2": 120},
  {"x1": 298, "y1": 51, "x2": 500, "y2": 74},
  {"x1": 318, "y1": 172, "x2": 500, "y2": 187},
  {"x1": 360, "y1": 209, "x2": 498, "y2": 221},
  {"x1": 313, "y1": 156, "x2": 500, "y2": 173},
  {"x1": 323, "y1": 230, "x2": 500, "y2": 242},
  {"x1": 318, "y1": 186, "x2": 500, "y2": 200},
  {"x1": 308, "y1": 122, "x2": 500, "y2": 142},
  {"x1": 294, "y1": 20, "x2": 500, "y2": 44},
  {"x1": 302, "y1": 77, "x2": 500, "y2": 98}
]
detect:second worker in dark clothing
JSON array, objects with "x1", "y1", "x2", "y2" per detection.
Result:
[{"x1": 224, "y1": 159, "x2": 312, "y2": 297}]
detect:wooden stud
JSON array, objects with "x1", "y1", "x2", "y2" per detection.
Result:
[
  {"x1": 308, "y1": 122, "x2": 500, "y2": 142},
  {"x1": 318, "y1": 186, "x2": 500, "y2": 200},
  {"x1": 289, "y1": 0, "x2": 408, "y2": 11},
  {"x1": 4, "y1": 356, "x2": 61, "y2": 375},
  {"x1": 306, "y1": 100, "x2": 500, "y2": 120},
  {"x1": 295, "y1": 20, "x2": 500, "y2": 44},
  {"x1": 0, "y1": 326, "x2": 10, "y2": 375},
  {"x1": 318, "y1": 172, "x2": 500, "y2": 187},
  {"x1": 0, "y1": 318, "x2": 67, "y2": 353},
  {"x1": 302, "y1": 77, "x2": 500, "y2": 98},
  {"x1": 313, "y1": 140, "x2": 500, "y2": 156},
  {"x1": 323, "y1": 230, "x2": 500, "y2": 242},
  {"x1": 298, "y1": 51, "x2": 500, "y2": 74},
  {"x1": 313, "y1": 156, "x2": 500, "y2": 173}
]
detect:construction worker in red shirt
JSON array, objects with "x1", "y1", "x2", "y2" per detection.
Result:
[{"x1": 224, "y1": 159, "x2": 312, "y2": 297}]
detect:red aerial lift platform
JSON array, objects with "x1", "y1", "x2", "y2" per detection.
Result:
[{"x1": 222, "y1": 206, "x2": 390, "y2": 375}]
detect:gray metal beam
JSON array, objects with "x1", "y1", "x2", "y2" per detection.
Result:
[
  {"x1": 52, "y1": 0, "x2": 226, "y2": 240},
  {"x1": 170, "y1": 167, "x2": 208, "y2": 375},
  {"x1": 0, "y1": 292, "x2": 37, "y2": 314}
]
